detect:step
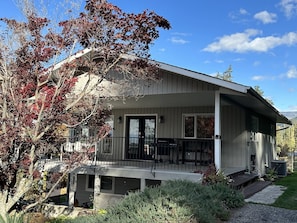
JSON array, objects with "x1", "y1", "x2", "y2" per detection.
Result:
[
  {"x1": 242, "y1": 180, "x2": 272, "y2": 198},
  {"x1": 230, "y1": 173, "x2": 258, "y2": 189}
]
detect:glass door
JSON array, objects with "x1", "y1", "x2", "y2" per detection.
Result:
[{"x1": 126, "y1": 116, "x2": 156, "y2": 160}]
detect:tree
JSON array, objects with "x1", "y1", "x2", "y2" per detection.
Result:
[
  {"x1": 216, "y1": 65, "x2": 233, "y2": 81},
  {"x1": 0, "y1": 0, "x2": 170, "y2": 219},
  {"x1": 277, "y1": 122, "x2": 296, "y2": 171}
]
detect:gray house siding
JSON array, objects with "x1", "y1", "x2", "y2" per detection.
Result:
[
  {"x1": 142, "y1": 70, "x2": 218, "y2": 95},
  {"x1": 113, "y1": 106, "x2": 214, "y2": 139},
  {"x1": 221, "y1": 105, "x2": 247, "y2": 171},
  {"x1": 102, "y1": 106, "x2": 215, "y2": 162},
  {"x1": 219, "y1": 101, "x2": 277, "y2": 175},
  {"x1": 75, "y1": 174, "x2": 93, "y2": 207}
]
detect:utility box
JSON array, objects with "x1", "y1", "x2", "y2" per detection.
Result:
[{"x1": 271, "y1": 160, "x2": 287, "y2": 177}]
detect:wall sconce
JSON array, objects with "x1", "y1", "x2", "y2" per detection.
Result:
[
  {"x1": 118, "y1": 116, "x2": 122, "y2": 124},
  {"x1": 159, "y1": 115, "x2": 164, "y2": 124}
]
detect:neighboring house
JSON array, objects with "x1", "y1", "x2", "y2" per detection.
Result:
[{"x1": 66, "y1": 60, "x2": 291, "y2": 209}]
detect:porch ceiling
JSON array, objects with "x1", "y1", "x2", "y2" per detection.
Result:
[
  {"x1": 108, "y1": 90, "x2": 290, "y2": 124},
  {"x1": 223, "y1": 91, "x2": 291, "y2": 125},
  {"x1": 109, "y1": 92, "x2": 216, "y2": 109}
]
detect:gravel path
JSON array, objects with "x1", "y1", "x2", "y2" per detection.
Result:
[{"x1": 227, "y1": 203, "x2": 297, "y2": 223}]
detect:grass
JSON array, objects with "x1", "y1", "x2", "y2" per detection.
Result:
[{"x1": 273, "y1": 172, "x2": 297, "y2": 210}]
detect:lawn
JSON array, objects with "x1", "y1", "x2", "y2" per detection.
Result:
[{"x1": 273, "y1": 172, "x2": 297, "y2": 210}]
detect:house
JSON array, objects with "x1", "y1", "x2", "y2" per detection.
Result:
[{"x1": 65, "y1": 60, "x2": 291, "y2": 209}]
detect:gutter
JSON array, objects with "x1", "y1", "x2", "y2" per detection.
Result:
[{"x1": 247, "y1": 88, "x2": 292, "y2": 125}]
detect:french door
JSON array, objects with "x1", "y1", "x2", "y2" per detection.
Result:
[{"x1": 126, "y1": 116, "x2": 156, "y2": 160}]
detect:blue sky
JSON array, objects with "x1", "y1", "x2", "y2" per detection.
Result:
[{"x1": 1, "y1": 0, "x2": 297, "y2": 112}]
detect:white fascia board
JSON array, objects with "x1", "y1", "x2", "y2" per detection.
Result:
[
  {"x1": 158, "y1": 62, "x2": 249, "y2": 94},
  {"x1": 49, "y1": 48, "x2": 93, "y2": 71}
]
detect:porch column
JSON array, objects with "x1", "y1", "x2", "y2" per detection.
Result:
[
  {"x1": 214, "y1": 91, "x2": 222, "y2": 170},
  {"x1": 140, "y1": 178, "x2": 146, "y2": 192},
  {"x1": 68, "y1": 172, "x2": 77, "y2": 208},
  {"x1": 93, "y1": 172, "x2": 101, "y2": 210}
]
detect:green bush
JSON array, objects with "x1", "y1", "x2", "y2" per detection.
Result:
[
  {"x1": 0, "y1": 214, "x2": 24, "y2": 223},
  {"x1": 64, "y1": 180, "x2": 244, "y2": 223},
  {"x1": 46, "y1": 215, "x2": 72, "y2": 223}
]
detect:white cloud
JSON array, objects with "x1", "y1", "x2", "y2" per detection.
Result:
[
  {"x1": 203, "y1": 29, "x2": 297, "y2": 53},
  {"x1": 254, "y1": 11, "x2": 277, "y2": 24},
  {"x1": 253, "y1": 61, "x2": 261, "y2": 66},
  {"x1": 171, "y1": 32, "x2": 191, "y2": 36},
  {"x1": 230, "y1": 8, "x2": 249, "y2": 18},
  {"x1": 279, "y1": 0, "x2": 297, "y2": 18},
  {"x1": 239, "y1": 8, "x2": 248, "y2": 15},
  {"x1": 286, "y1": 65, "x2": 297, "y2": 78},
  {"x1": 233, "y1": 58, "x2": 244, "y2": 62},
  {"x1": 169, "y1": 37, "x2": 189, "y2": 44},
  {"x1": 252, "y1": 75, "x2": 266, "y2": 80},
  {"x1": 251, "y1": 75, "x2": 276, "y2": 81}
]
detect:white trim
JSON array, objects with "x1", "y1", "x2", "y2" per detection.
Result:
[
  {"x1": 214, "y1": 91, "x2": 222, "y2": 170},
  {"x1": 182, "y1": 113, "x2": 214, "y2": 139}
]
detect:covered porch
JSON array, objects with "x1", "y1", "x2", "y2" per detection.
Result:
[{"x1": 94, "y1": 137, "x2": 214, "y2": 173}]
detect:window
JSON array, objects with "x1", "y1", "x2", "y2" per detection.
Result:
[
  {"x1": 86, "y1": 174, "x2": 95, "y2": 191},
  {"x1": 100, "y1": 116, "x2": 114, "y2": 154},
  {"x1": 196, "y1": 115, "x2": 214, "y2": 138},
  {"x1": 251, "y1": 116, "x2": 259, "y2": 132},
  {"x1": 183, "y1": 114, "x2": 214, "y2": 139},
  {"x1": 100, "y1": 176, "x2": 113, "y2": 193},
  {"x1": 184, "y1": 116, "x2": 195, "y2": 138}
]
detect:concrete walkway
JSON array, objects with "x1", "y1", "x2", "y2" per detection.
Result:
[{"x1": 244, "y1": 185, "x2": 287, "y2": 204}]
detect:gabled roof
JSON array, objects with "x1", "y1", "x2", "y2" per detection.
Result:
[
  {"x1": 49, "y1": 49, "x2": 291, "y2": 125},
  {"x1": 156, "y1": 61, "x2": 291, "y2": 125}
]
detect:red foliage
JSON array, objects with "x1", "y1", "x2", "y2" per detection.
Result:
[
  {"x1": 0, "y1": 0, "x2": 171, "y2": 211},
  {"x1": 33, "y1": 170, "x2": 41, "y2": 179}
]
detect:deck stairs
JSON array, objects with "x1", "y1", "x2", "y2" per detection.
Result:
[{"x1": 229, "y1": 171, "x2": 272, "y2": 198}]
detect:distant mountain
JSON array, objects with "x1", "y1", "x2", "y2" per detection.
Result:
[
  {"x1": 292, "y1": 117, "x2": 297, "y2": 124},
  {"x1": 281, "y1": 112, "x2": 297, "y2": 120}
]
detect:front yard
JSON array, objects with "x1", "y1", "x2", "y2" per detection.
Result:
[{"x1": 273, "y1": 172, "x2": 297, "y2": 209}]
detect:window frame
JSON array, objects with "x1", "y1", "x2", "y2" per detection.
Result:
[
  {"x1": 100, "y1": 176, "x2": 114, "y2": 194},
  {"x1": 85, "y1": 174, "x2": 95, "y2": 192},
  {"x1": 100, "y1": 115, "x2": 114, "y2": 155},
  {"x1": 182, "y1": 113, "x2": 214, "y2": 139}
]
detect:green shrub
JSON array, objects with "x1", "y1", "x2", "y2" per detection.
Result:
[
  {"x1": 64, "y1": 180, "x2": 244, "y2": 223},
  {"x1": 63, "y1": 215, "x2": 100, "y2": 223},
  {"x1": 0, "y1": 213, "x2": 24, "y2": 223},
  {"x1": 46, "y1": 215, "x2": 72, "y2": 223},
  {"x1": 265, "y1": 167, "x2": 278, "y2": 181}
]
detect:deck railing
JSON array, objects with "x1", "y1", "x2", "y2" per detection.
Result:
[
  {"x1": 60, "y1": 137, "x2": 214, "y2": 172},
  {"x1": 95, "y1": 137, "x2": 214, "y2": 171}
]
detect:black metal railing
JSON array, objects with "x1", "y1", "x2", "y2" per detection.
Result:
[
  {"x1": 59, "y1": 137, "x2": 214, "y2": 172},
  {"x1": 95, "y1": 137, "x2": 214, "y2": 171}
]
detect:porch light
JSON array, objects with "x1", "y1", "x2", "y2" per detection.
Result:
[
  {"x1": 118, "y1": 116, "x2": 122, "y2": 124},
  {"x1": 159, "y1": 115, "x2": 164, "y2": 124}
]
